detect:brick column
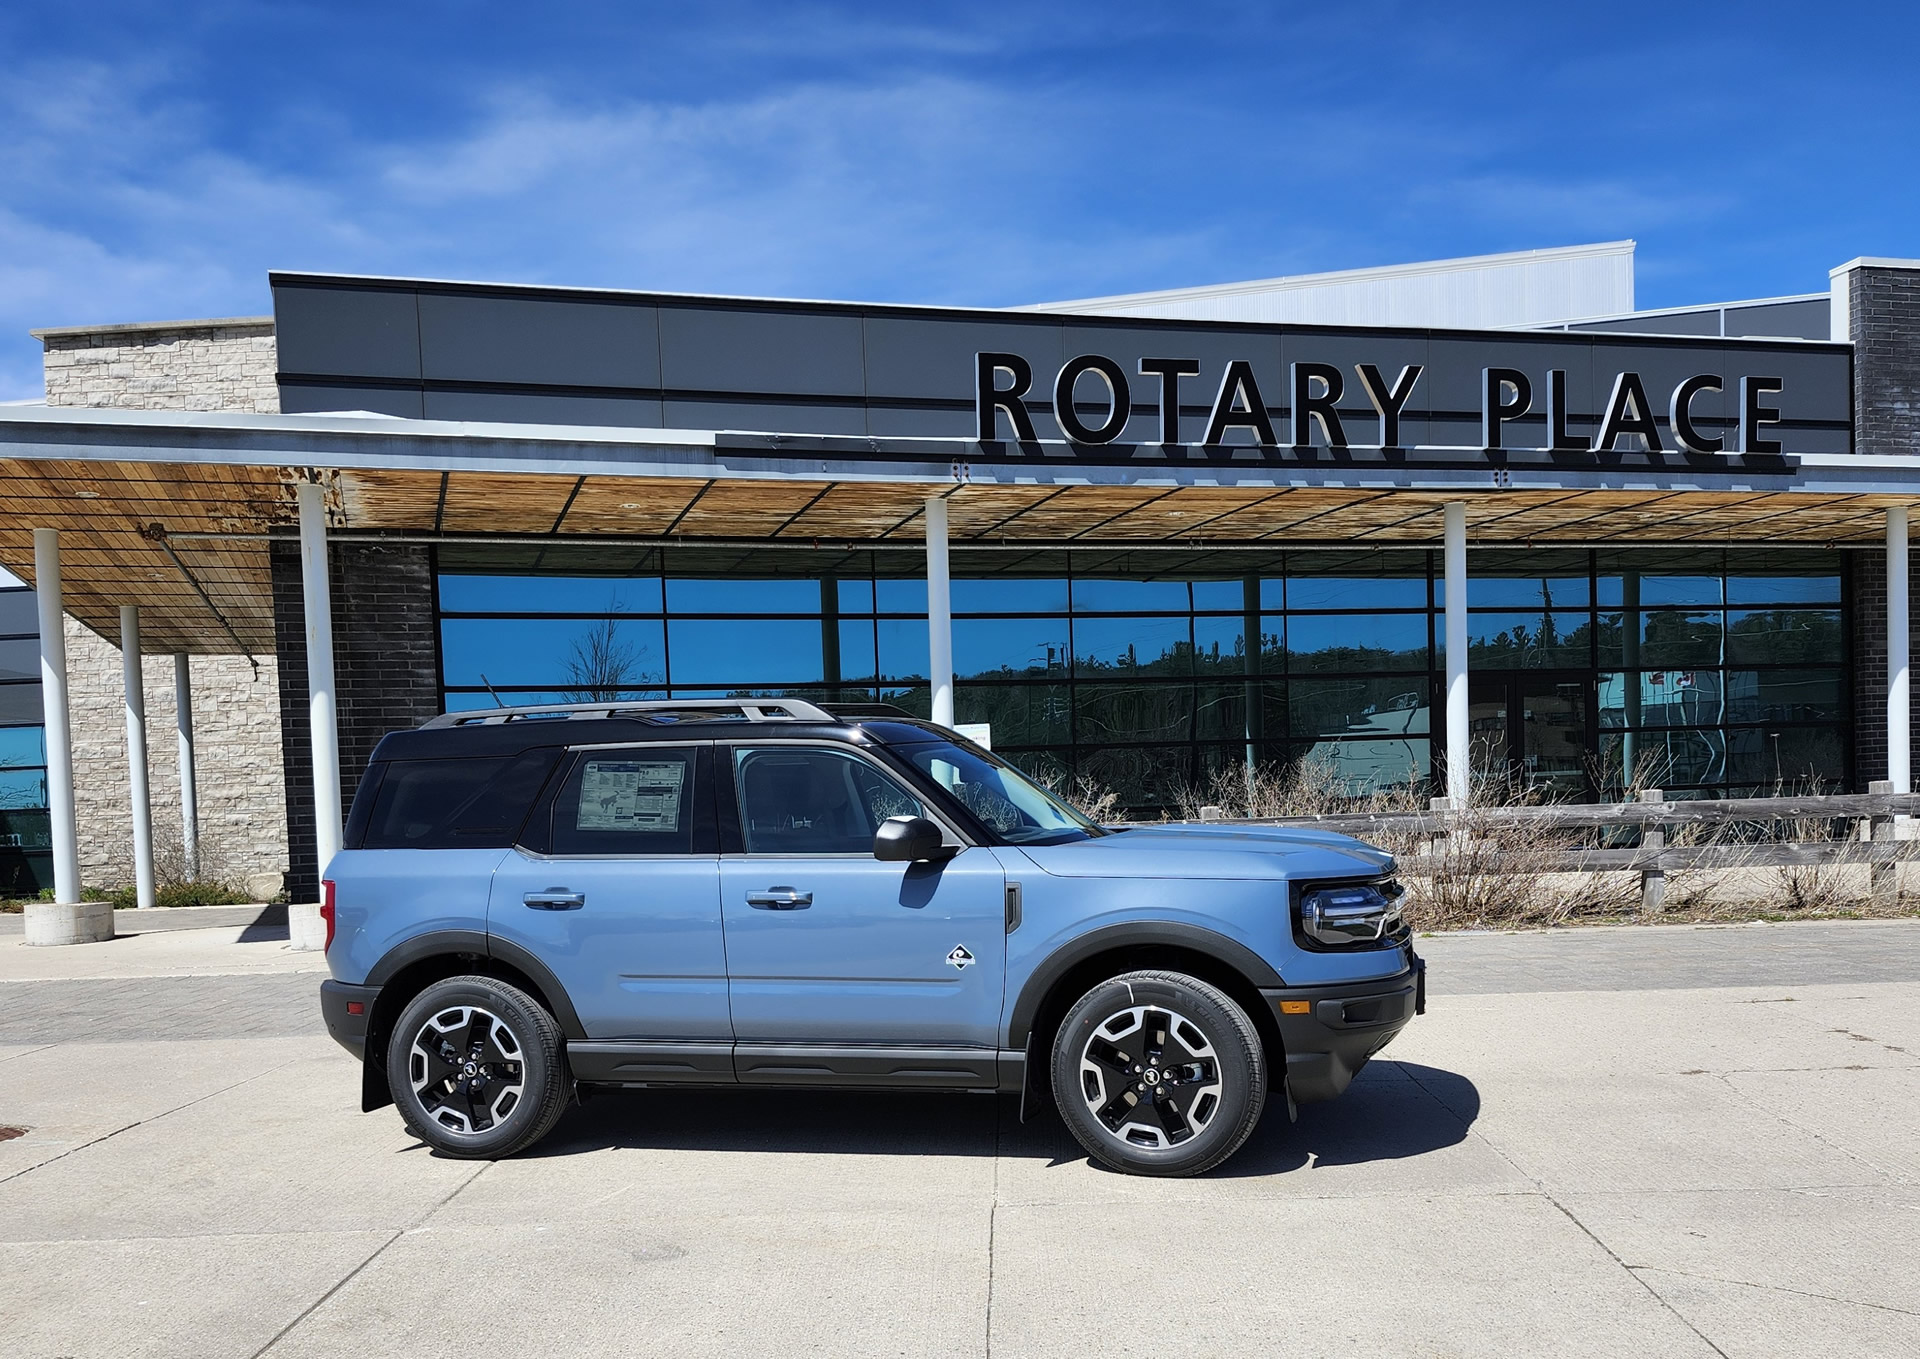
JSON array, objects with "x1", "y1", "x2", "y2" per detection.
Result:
[
  {"x1": 273, "y1": 542, "x2": 441, "y2": 901},
  {"x1": 1836, "y1": 258, "x2": 1920, "y2": 789}
]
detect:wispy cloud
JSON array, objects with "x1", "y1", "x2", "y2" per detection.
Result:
[{"x1": 0, "y1": 1, "x2": 1913, "y2": 400}]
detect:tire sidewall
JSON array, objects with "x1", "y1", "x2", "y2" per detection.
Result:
[
  {"x1": 387, "y1": 976, "x2": 563, "y2": 1159},
  {"x1": 1051, "y1": 973, "x2": 1265, "y2": 1176}
]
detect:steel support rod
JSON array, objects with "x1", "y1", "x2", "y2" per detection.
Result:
[
  {"x1": 175, "y1": 653, "x2": 198, "y2": 881},
  {"x1": 298, "y1": 481, "x2": 344, "y2": 874},
  {"x1": 1889, "y1": 507, "x2": 1911, "y2": 794},
  {"x1": 121, "y1": 606, "x2": 155, "y2": 909},
  {"x1": 1443, "y1": 502, "x2": 1469, "y2": 808},
  {"x1": 34, "y1": 529, "x2": 79, "y2": 904},
  {"x1": 925, "y1": 495, "x2": 954, "y2": 729}
]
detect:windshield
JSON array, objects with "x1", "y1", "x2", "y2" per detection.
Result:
[{"x1": 900, "y1": 741, "x2": 1105, "y2": 845}]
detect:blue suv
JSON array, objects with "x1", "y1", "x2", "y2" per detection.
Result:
[{"x1": 319, "y1": 700, "x2": 1423, "y2": 1177}]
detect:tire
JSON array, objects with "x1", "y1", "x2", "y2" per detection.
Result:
[
  {"x1": 386, "y1": 975, "x2": 571, "y2": 1159},
  {"x1": 1050, "y1": 970, "x2": 1267, "y2": 1177}
]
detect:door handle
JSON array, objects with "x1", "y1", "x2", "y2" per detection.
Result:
[
  {"x1": 524, "y1": 889, "x2": 585, "y2": 911},
  {"x1": 745, "y1": 886, "x2": 812, "y2": 910}
]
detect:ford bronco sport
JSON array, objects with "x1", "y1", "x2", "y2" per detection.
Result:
[{"x1": 319, "y1": 700, "x2": 1423, "y2": 1177}]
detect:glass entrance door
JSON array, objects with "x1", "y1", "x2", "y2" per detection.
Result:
[{"x1": 1468, "y1": 672, "x2": 1594, "y2": 800}]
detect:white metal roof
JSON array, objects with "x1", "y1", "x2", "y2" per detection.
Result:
[{"x1": 1022, "y1": 242, "x2": 1635, "y2": 330}]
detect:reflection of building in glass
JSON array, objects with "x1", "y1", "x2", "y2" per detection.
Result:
[{"x1": 434, "y1": 547, "x2": 1847, "y2": 812}]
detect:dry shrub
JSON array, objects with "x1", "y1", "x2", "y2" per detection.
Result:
[
  {"x1": 1074, "y1": 753, "x2": 1920, "y2": 930},
  {"x1": 1169, "y1": 752, "x2": 1636, "y2": 929}
]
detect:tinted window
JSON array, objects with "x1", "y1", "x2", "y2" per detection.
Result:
[
  {"x1": 358, "y1": 750, "x2": 558, "y2": 850},
  {"x1": 552, "y1": 748, "x2": 698, "y2": 855},
  {"x1": 735, "y1": 747, "x2": 924, "y2": 854}
]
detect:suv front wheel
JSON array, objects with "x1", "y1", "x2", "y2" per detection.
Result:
[
  {"x1": 1051, "y1": 970, "x2": 1267, "y2": 1176},
  {"x1": 387, "y1": 975, "x2": 571, "y2": 1159}
]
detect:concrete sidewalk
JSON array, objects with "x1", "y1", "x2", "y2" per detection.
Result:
[{"x1": 1, "y1": 921, "x2": 1916, "y2": 1357}]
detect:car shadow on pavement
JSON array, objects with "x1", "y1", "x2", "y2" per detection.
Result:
[
  {"x1": 512, "y1": 1058, "x2": 1479, "y2": 1177},
  {"x1": 1203, "y1": 1060, "x2": 1481, "y2": 1178}
]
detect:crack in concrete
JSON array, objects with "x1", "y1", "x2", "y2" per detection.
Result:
[
  {"x1": 0, "y1": 1054, "x2": 303, "y2": 1187},
  {"x1": 1706, "y1": 1070, "x2": 1908, "y2": 1185},
  {"x1": 1628, "y1": 1264, "x2": 1920, "y2": 1318},
  {"x1": 252, "y1": 1159, "x2": 493, "y2": 1357},
  {"x1": 1398, "y1": 1064, "x2": 1734, "y2": 1359}
]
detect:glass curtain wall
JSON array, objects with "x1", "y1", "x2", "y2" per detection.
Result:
[
  {"x1": 0, "y1": 585, "x2": 50, "y2": 895},
  {"x1": 435, "y1": 544, "x2": 1848, "y2": 811}
]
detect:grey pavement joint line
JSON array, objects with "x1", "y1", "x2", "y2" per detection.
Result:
[
  {"x1": 253, "y1": 1160, "x2": 494, "y2": 1356},
  {"x1": 1706, "y1": 1070, "x2": 1907, "y2": 1185},
  {"x1": 1397, "y1": 1063, "x2": 1735, "y2": 1359},
  {"x1": 1627, "y1": 1265, "x2": 1920, "y2": 1318},
  {"x1": 0, "y1": 1042, "x2": 54, "y2": 1065},
  {"x1": 985, "y1": 1098, "x2": 1002, "y2": 1359},
  {"x1": 0, "y1": 1053, "x2": 304, "y2": 1187}
]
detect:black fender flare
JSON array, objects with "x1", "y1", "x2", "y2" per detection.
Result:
[
  {"x1": 1004, "y1": 920, "x2": 1285, "y2": 1049},
  {"x1": 363, "y1": 929, "x2": 588, "y2": 1040}
]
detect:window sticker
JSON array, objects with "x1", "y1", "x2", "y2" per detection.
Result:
[{"x1": 577, "y1": 759, "x2": 685, "y2": 832}]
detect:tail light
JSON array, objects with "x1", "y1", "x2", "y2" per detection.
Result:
[{"x1": 320, "y1": 879, "x2": 336, "y2": 953}]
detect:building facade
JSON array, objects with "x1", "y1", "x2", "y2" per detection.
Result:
[{"x1": 7, "y1": 245, "x2": 1918, "y2": 904}]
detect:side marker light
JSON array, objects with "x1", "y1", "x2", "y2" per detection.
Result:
[{"x1": 1279, "y1": 999, "x2": 1311, "y2": 1015}]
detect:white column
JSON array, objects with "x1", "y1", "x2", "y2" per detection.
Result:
[
  {"x1": 925, "y1": 495, "x2": 955, "y2": 728},
  {"x1": 174, "y1": 653, "x2": 198, "y2": 882},
  {"x1": 1443, "y1": 502, "x2": 1470, "y2": 808},
  {"x1": 121, "y1": 606, "x2": 155, "y2": 909},
  {"x1": 34, "y1": 530, "x2": 79, "y2": 904},
  {"x1": 1889, "y1": 506, "x2": 1911, "y2": 794},
  {"x1": 298, "y1": 481, "x2": 344, "y2": 874}
]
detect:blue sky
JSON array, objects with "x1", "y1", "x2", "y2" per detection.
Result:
[{"x1": 1, "y1": 0, "x2": 1915, "y2": 400}]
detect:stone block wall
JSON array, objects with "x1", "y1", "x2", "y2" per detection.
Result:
[
  {"x1": 1849, "y1": 547, "x2": 1920, "y2": 788},
  {"x1": 273, "y1": 541, "x2": 442, "y2": 902},
  {"x1": 38, "y1": 318, "x2": 279, "y2": 414},
  {"x1": 40, "y1": 318, "x2": 291, "y2": 896},
  {"x1": 66, "y1": 617, "x2": 289, "y2": 896}
]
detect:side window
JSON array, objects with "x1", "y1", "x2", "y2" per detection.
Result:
[
  {"x1": 360, "y1": 750, "x2": 561, "y2": 850},
  {"x1": 734, "y1": 747, "x2": 925, "y2": 854},
  {"x1": 552, "y1": 748, "x2": 698, "y2": 855}
]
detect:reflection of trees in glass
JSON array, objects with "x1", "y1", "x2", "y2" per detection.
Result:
[
  {"x1": 561, "y1": 603, "x2": 653, "y2": 702},
  {"x1": 1725, "y1": 609, "x2": 1843, "y2": 664}
]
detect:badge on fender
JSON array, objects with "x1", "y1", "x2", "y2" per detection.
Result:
[{"x1": 946, "y1": 945, "x2": 975, "y2": 970}]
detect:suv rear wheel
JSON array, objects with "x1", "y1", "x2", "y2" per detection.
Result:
[
  {"x1": 387, "y1": 976, "x2": 571, "y2": 1159},
  {"x1": 1050, "y1": 970, "x2": 1267, "y2": 1176}
]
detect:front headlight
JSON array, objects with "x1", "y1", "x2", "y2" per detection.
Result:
[{"x1": 1299, "y1": 881, "x2": 1406, "y2": 947}]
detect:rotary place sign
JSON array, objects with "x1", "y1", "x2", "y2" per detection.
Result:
[{"x1": 974, "y1": 350, "x2": 1807, "y2": 457}]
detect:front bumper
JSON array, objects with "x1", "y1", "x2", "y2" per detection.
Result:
[
  {"x1": 1261, "y1": 951, "x2": 1424, "y2": 1104},
  {"x1": 319, "y1": 979, "x2": 379, "y2": 1060}
]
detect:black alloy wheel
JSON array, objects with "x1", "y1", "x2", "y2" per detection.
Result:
[
  {"x1": 387, "y1": 976, "x2": 571, "y2": 1159},
  {"x1": 1051, "y1": 970, "x2": 1267, "y2": 1177}
]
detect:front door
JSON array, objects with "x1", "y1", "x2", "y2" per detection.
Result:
[
  {"x1": 1468, "y1": 672, "x2": 1594, "y2": 799},
  {"x1": 487, "y1": 743, "x2": 730, "y2": 1043},
  {"x1": 719, "y1": 743, "x2": 1007, "y2": 1066}
]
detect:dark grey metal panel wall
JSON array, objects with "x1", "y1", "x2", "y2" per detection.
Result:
[{"x1": 271, "y1": 273, "x2": 1853, "y2": 455}]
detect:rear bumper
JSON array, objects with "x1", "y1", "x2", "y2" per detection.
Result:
[
  {"x1": 1262, "y1": 952, "x2": 1424, "y2": 1104},
  {"x1": 319, "y1": 979, "x2": 379, "y2": 1060}
]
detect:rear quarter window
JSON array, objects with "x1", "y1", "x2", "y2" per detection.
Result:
[{"x1": 358, "y1": 749, "x2": 560, "y2": 850}]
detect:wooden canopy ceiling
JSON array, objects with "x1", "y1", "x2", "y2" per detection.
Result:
[{"x1": 0, "y1": 456, "x2": 1906, "y2": 656}]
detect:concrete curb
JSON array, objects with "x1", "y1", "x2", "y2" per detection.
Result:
[
  {"x1": 287, "y1": 902, "x2": 326, "y2": 952},
  {"x1": 0, "y1": 903, "x2": 289, "y2": 938},
  {"x1": 23, "y1": 900, "x2": 115, "y2": 946}
]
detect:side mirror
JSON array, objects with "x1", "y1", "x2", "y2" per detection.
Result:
[{"x1": 873, "y1": 815, "x2": 957, "y2": 863}]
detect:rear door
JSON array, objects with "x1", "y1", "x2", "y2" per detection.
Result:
[
  {"x1": 487, "y1": 742, "x2": 730, "y2": 1053},
  {"x1": 718, "y1": 742, "x2": 1006, "y2": 1080}
]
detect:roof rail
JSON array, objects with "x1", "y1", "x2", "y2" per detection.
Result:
[{"x1": 421, "y1": 697, "x2": 836, "y2": 728}]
